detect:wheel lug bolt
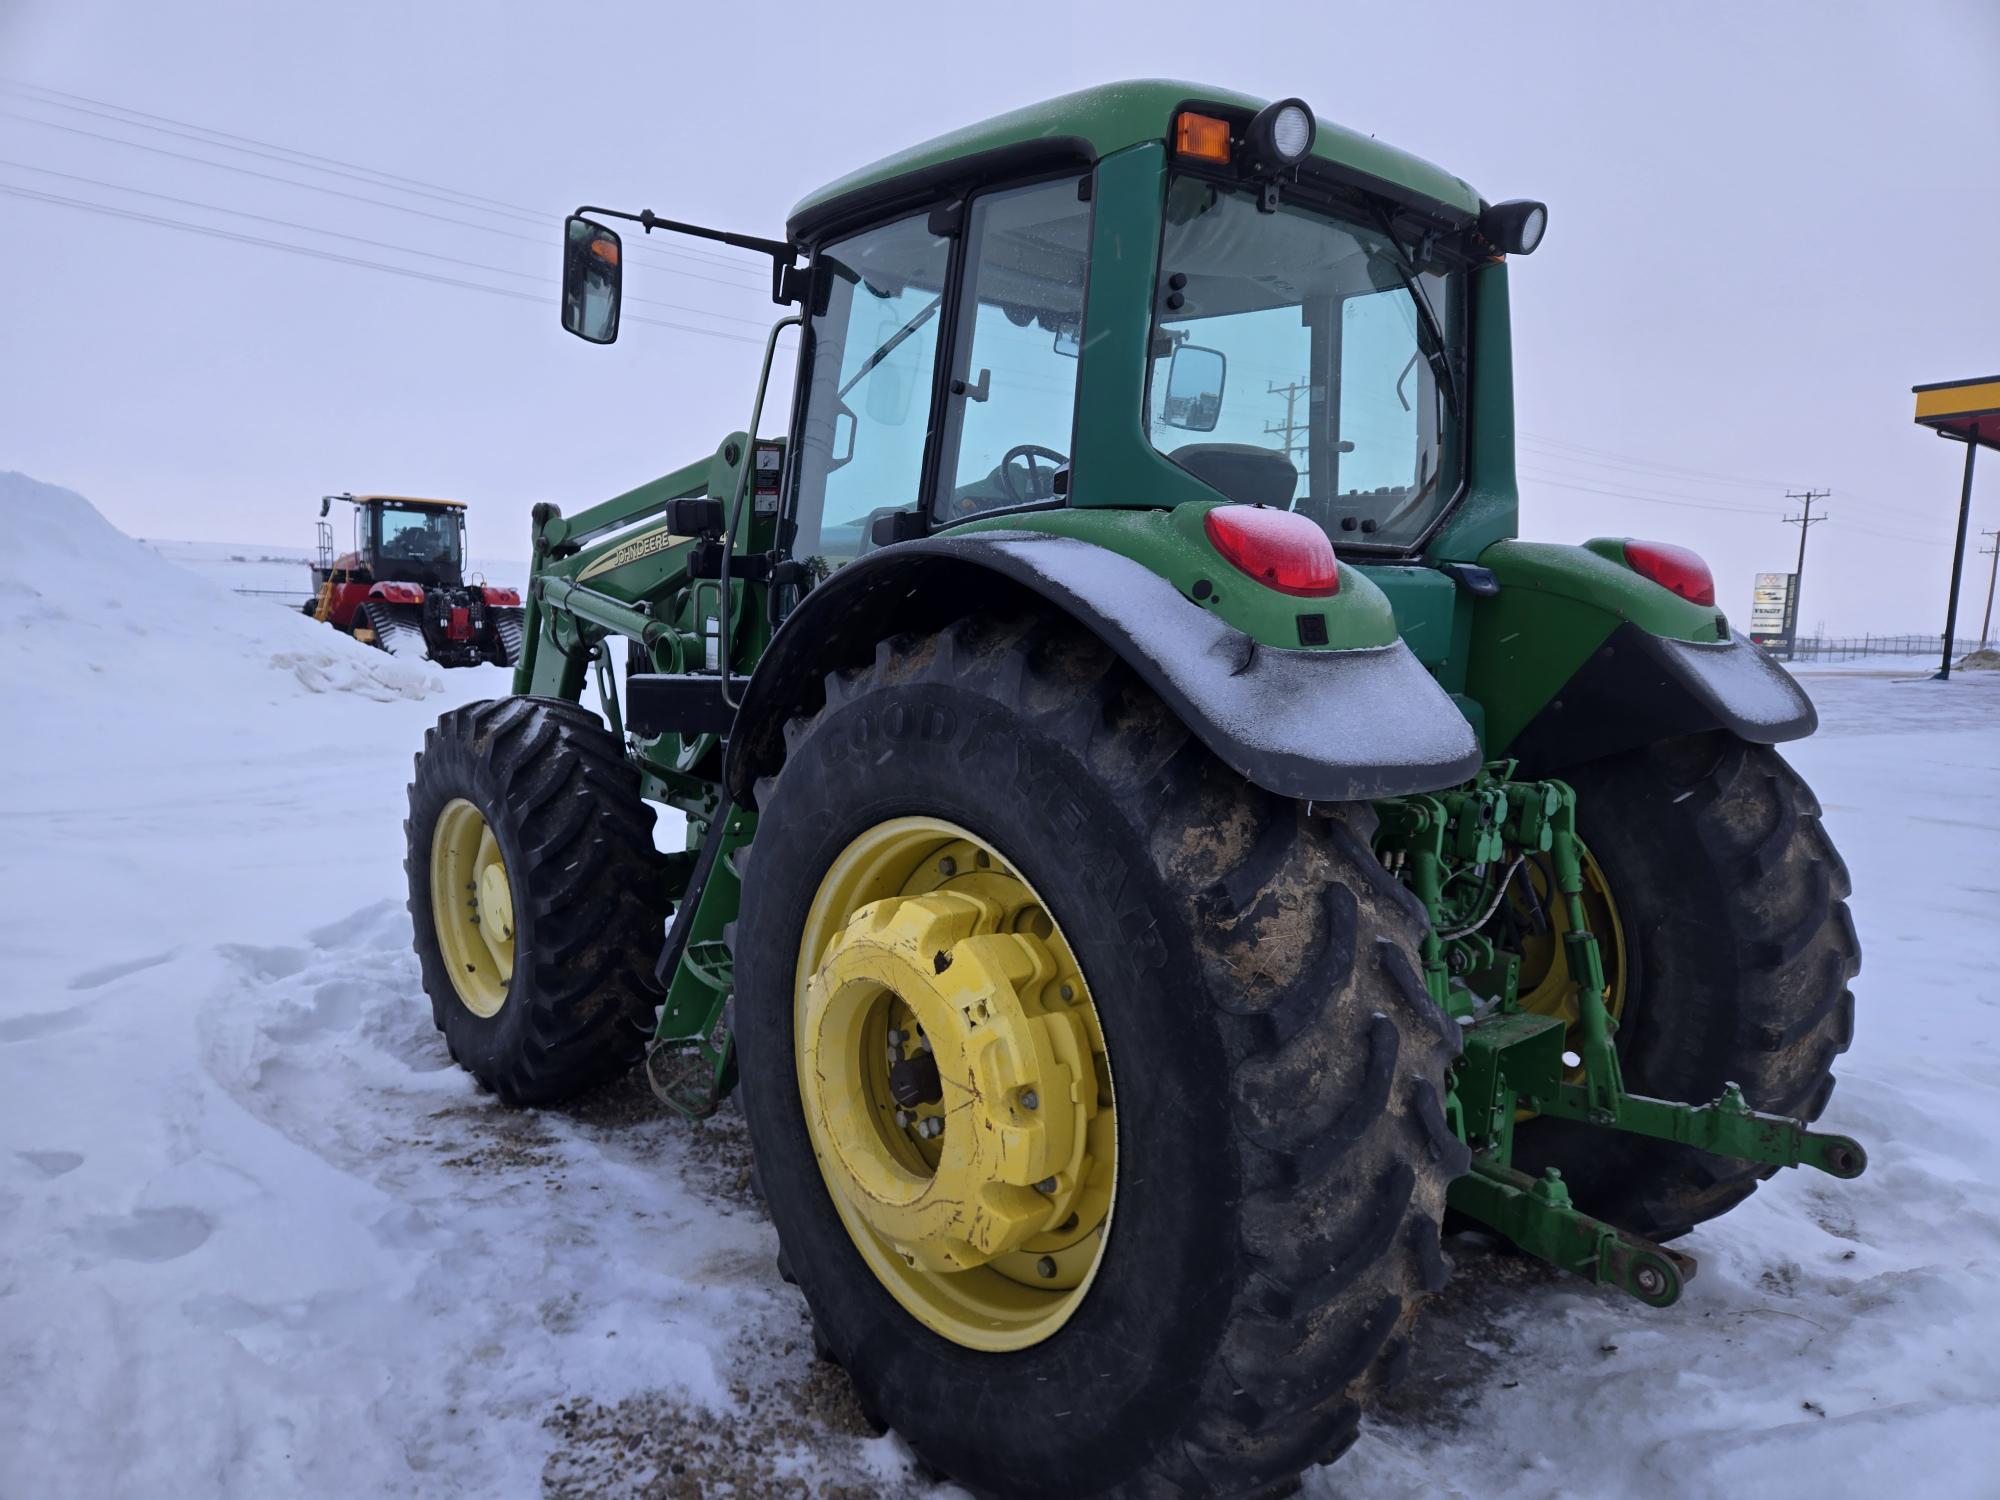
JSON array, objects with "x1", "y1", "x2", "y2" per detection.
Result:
[
  {"x1": 887, "y1": 1028, "x2": 906, "y2": 1047},
  {"x1": 1035, "y1": 1177, "x2": 1058, "y2": 1194},
  {"x1": 895, "y1": 1109, "x2": 914, "y2": 1129},
  {"x1": 1036, "y1": 1256, "x2": 1058, "y2": 1279},
  {"x1": 1020, "y1": 1090, "x2": 1039, "y2": 1111},
  {"x1": 917, "y1": 1116, "x2": 944, "y2": 1140},
  {"x1": 937, "y1": 856, "x2": 957, "y2": 877},
  {"x1": 1059, "y1": 984, "x2": 1075, "y2": 1003}
]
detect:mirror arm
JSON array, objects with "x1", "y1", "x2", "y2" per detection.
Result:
[{"x1": 574, "y1": 204, "x2": 800, "y2": 305}]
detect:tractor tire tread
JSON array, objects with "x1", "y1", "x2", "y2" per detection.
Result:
[
  {"x1": 405, "y1": 696, "x2": 666, "y2": 1106},
  {"x1": 740, "y1": 613, "x2": 1454, "y2": 1500}
]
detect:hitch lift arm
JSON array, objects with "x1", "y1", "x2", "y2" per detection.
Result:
[{"x1": 1379, "y1": 768, "x2": 1868, "y2": 1308}]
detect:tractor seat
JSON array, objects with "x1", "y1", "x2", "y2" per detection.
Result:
[{"x1": 1169, "y1": 443, "x2": 1297, "y2": 508}]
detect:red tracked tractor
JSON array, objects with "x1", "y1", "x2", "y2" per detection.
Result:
[{"x1": 306, "y1": 493, "x2": 524, "y2": 668}]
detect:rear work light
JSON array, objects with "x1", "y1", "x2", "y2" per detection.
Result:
[
  {"x1": 1621, "y1": 539, "x2": 1715, "y2": 607},
  {"x1": 1203, "y1": 505, "x2": 1340, "y2": 598}
]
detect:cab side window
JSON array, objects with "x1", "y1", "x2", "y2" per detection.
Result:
[
  {"x1": 932, "y1": 177, "x2": 1089, "y2": 524},
  {"x1": 791, "y1": 214, "x2": 950, "y2": 565}
]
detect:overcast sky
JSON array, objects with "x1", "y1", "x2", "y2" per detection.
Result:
[{"x1": 4, "y1": 0, "x2": 1996, "y2": 634}]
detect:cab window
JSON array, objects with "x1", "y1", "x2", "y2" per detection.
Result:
[
  {"x1": 378, "y1": 505, "x2": 460, "y2": 564},
  {"x1": 790, "y1": 213, "x2": 950, "y2": 566},
  {"x1": 932, "y1": 176, "x2": 1089, "y2": 524}
]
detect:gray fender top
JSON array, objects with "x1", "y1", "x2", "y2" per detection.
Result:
[{"x1": 728, "y1": 531, "x2": 1482, "y2": 806}]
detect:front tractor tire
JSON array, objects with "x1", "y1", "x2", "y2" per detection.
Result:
[
  {"x1": 733, "y1": 615, "x2": 1466, "y2": 1500},
  {"x1": 405, "y1": 697, "x2": 668, "y2": 1106},
  {"x1": 1513, "y1": 732, "x2": 1860, "y2": 1239}
]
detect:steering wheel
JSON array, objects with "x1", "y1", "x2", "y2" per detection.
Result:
[{"x1": 999, "y1": 444, "x2": 1069, "y2": 504}]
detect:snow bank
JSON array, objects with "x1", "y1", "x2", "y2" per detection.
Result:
[{"x1": 0, "y1": 470, "x2": 444, "y2": 704}]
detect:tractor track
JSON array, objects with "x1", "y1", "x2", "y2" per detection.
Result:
[
  {"x1": 495, "y1": 610, "x2": 525, "y2": 668},
  {"x1": 359, "y1": 600, "x2": 427, "y2": 658}
]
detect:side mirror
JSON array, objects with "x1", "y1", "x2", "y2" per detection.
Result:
[
  {"x1": 1162, "y1": 344, "x2": 1226, "y2": 431},
  {"x1": 1052, "y1": 322, "x2": 1081, "y2": 358},
  {"x1": 561, "y1": 215, "x2": 623, "y2": 344}
]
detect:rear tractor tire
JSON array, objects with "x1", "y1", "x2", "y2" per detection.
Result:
[
  {"x1": 404, "y1": 696, "x2": 669, "y2": 1106},
  {"x1": 733, "y1": 614, "x2": 1465, "y2": 1500},
  {"x1": 1512, "y1": 732, "x2": 1860, "y2": 1240}
]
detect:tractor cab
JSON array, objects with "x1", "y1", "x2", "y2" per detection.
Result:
[{"x1": 319, "y1": 493, "x2": 469, "y2": 589}]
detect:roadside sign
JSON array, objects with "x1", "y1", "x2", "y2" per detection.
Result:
[{"x1": 1751, "y1": 572, "x2": 1796, "y2": 650}]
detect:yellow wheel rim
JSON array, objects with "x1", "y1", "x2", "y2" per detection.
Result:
[
  {"x1": 430, "y1": 798, "x2": 516, "y2": 1019},
  {"x1": 796, "y1": 817, "x2": 1116, "y2": 1353},
  {"x1": 1513, "y1": 842, "x2": 1627, "y2": 1082}
]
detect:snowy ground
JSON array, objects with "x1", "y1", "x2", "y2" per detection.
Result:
[{"x1": 3, "y1": 470, "x2": 1996, "y2": 1498}]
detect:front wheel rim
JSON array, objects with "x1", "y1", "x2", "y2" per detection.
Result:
[
  {"x1": 796, "y1": 817, "x2": 1117, "y2": 1353},
  {"x1": 430, "y1": 798, "x2": 515, "y2": 1018}
]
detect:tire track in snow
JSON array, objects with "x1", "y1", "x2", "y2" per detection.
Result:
[{"x1": 196, "y1": 900, "x2": 937, "y2": 1497}]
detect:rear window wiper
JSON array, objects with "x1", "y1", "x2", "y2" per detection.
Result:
[{"x1": 1373, "y1": 213, "x2": 1458, "y2": 415}]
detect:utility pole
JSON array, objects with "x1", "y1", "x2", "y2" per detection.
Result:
[
  {"x1": 1265, "y1": 378, "x2": 1312, "y2": 475},
  {"x1": 1780, "y1": 490, "x2": 1830, "y2": 661},
  {"x1": 1979, "y1": 529, "x2": 1999, "y2": 651}
]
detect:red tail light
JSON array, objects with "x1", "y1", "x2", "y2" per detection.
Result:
[
  {"x1": 1202, "y1": 505, "x2": 1340, "y2": 598},
  {"x1": 1622, "y1": 539, "x2": 1715, "y2": 607}
]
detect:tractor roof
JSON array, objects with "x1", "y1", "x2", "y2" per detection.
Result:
[
  {"x1": 787, "y1": 79, "x2": 1482, "y2": 245},
  {"x1": 352, "y1": 494, "x2": 466, "y2": 509}
]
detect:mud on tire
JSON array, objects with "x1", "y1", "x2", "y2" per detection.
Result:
[
  {"x1": 1513, "y1": 731, "x2": 1860, "y2": 1239},
  {"x1": 733, "y1": 614, "x2": 1465, "y2": 1500},
  {"x1": 405, "y1": 696, "x2": 668, "y2": 1106}
]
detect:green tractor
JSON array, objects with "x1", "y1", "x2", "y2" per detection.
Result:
[{"x1": 404, "y1": 82, "x2": 1864, "y2": 1498}]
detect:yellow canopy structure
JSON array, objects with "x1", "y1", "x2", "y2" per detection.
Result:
[{"x1": 1912, "y1": 375, "x2": 1996, "y2": 679}]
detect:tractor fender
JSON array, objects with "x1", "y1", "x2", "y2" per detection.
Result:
[
  {"x1": 369, "y1": 581, "x2": 425, "y2": 605},
  {"x1": 1504, "y1": 621, "x2": 1817, "y2": 773},
  {"x1": 725, "y1": 531, "x2": 1482, "y2": 807}
]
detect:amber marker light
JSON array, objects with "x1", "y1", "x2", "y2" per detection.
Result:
[{"x1": 1175, "y1": 112, "x2": 1232, "y2": 164}]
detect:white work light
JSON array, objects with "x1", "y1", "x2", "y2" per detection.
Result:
[
  {"x1": 1480, "y1": 199, "x2": 1549, "y2": 255},
  {"x1": 1248, "y1": 98, "x2": 1316, "y2": 170}
]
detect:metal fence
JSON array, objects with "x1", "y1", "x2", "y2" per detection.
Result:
[{"x1": 1785, "y1": 634, "x2": 1988, "y2": 662}]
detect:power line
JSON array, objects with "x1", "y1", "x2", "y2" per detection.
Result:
[
  {"x1": 0, "y1": 107, "x2": 770, "y2": 298},
  {"x1": 1516, "y1": 468, "x2": 1772, "y2": 516},
  {"x1": 1518, "y1": 433, "x2": 1946, "y2": 529},
  {"x1": 0, "y1": 182, "x2": 766, "y2": 346},
  {"x1": 0, "y1": 77, "x2": 771, "y2": 283},
  {"x1": 1518, "y1": 430, "x2": 1805, "y2": 492},
  {"x1": 0, "y1": 158, "x2": 773, "y2": 328}
]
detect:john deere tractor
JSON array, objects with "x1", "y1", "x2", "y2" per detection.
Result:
[
  {"x1": 403, "y1": 83, "x2": 1863, "y2": 1499},
  {"x1": 308, "y1": 492, "x2": 524, "y2": 666}
]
